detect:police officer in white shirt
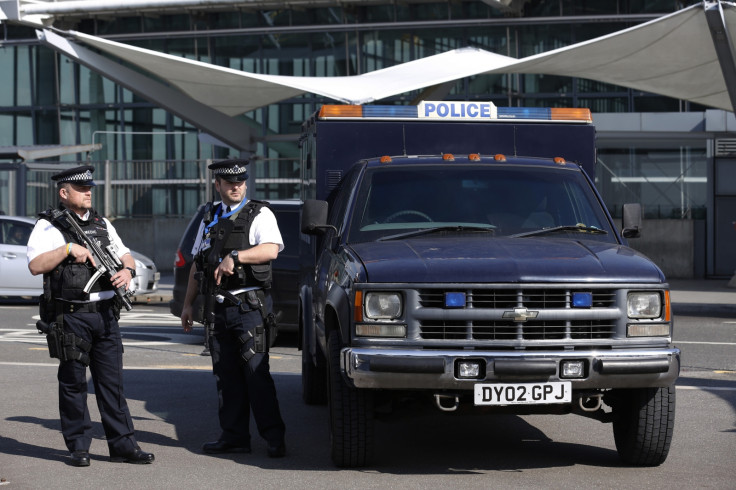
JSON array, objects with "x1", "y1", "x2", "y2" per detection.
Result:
[
  {"x1": 180, "y1": 159, "x2": 286, "y2": 458},
  {"x1": 27, "y1": 165, "x2": 154, "y2": 467}
]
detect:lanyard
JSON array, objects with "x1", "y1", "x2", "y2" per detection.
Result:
[{"x1": 204, "y1": 199, "x2": 247, "y2": 235}]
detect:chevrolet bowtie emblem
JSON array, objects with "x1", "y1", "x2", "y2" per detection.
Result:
[{"x1": 502, "y1": 307, "x2": 539, "y2": 322}]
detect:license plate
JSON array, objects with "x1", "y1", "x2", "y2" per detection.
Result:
[{"x1": 474, "y1": 382, "x2": 571, "y2": 406}]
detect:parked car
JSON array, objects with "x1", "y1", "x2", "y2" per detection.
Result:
[
  {"x1": 0, "y1": 215, "x2": 159, "y2": 298},
  {"x1": 169, "y1": 205, "x2": 205, "y2": 321}
]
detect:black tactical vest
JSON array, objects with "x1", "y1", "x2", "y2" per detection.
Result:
[
  {"x1": 199, "y1": 200, "x2": 273, "y2": 290},
  {"x1": 39, "y1": 206, "x2": 114, "y2": 301}
]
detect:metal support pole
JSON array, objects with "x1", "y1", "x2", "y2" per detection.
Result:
[
  {"x1": 705, "y1": 1, "x2": 736, "y2": 113},
  {"x1": 104, "y1": 159, "x2": 111, "y2": 217}
]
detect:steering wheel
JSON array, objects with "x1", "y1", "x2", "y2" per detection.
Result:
[{"x1": 385, "y1": 210, "x2": 433, "y2": 223}]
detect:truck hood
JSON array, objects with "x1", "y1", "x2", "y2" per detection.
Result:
[{"x1": 348, "y1": 236, "x2": 664, "y2": 284}]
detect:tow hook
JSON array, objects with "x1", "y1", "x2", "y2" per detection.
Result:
[
  {"x1": 434, "y1": 394, "x2": 460, "y2": 412},
  {"x1": 578, "y1": 394, "x2": 603, "y2": 412}
]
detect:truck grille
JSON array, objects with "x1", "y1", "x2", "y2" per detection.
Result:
[
  {"x1": 418, "y1": 288, "x2": 616, "y2": 309},
  {"x1": 421, "y1": 320, "x2": 616, "y2": 340},
  {"x1": 417, "y1": 288, "x2": 618, "y2": 341}
]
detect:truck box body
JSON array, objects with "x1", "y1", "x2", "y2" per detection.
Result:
[
  {"x1": 301, "y1": 105, "x2": 597, "y2": 202},
  {"x1": 297, "y1": 102, "x2": 679, "y2": 468}
]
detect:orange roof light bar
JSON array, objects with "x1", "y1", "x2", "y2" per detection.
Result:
[
  {"x1": 319, "y1": 105, "x2": 363, "y2": 118},
  {"x1": 550, "y1": 108, "x2": 593, "y2": 122},
  {"x1": 318, "y1": 103, "x2": 592, "y2": 123}
]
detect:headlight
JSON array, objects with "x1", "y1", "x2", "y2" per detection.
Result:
[
  {"x1": 627, "y1": 292, "x2": 662, "y2": 319},
  {"x1": 364, "y1": 292, "x2": 402, "y2": 319}
]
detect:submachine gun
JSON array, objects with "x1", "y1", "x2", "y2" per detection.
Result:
[{"x1": 51, "y1": 208, "x2": 133, "y2": 311}]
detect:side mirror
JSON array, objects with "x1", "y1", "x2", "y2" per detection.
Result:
[
  {"x1": 621, "y1": 203, "x2": 642, "y2": 239},
  {"x1": 301, "y1": 199, "x2": 329, "y2": 235}
]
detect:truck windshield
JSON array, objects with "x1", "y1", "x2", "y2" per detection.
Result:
[{"x1": 347, "y1": 164, "x2": 616, "y2": 244}]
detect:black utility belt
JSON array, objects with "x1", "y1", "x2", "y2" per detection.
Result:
[{"x1": 57, "y1": 298, "x2": 115, "y2": 314}]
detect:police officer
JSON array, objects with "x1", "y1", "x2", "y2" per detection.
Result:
[
  {"x1": 180, "y1": 159, "x2": 286, "y2": 458},
  {"x1": 27, "y1": 165, "x2": 154, "y2": 467}
]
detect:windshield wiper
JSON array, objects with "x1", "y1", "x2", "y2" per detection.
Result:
[
  {"x1": 510, "y1": 225, "x2": 608, "y2": 238},
  {"x1": 377, "y1": 226, "x2": 495, "y2": 241}
]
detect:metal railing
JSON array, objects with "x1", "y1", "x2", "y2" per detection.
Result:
[{"x1": 23, "y1": 159, "x2": 301, "y2": 218}]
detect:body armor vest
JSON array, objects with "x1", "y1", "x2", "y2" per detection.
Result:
[
  {"x1": 199, "y1": 200, "x2": 273, "y2": 290},
  {"x1": 40, "y1": 206, "x2": 114, "y2": 302}
]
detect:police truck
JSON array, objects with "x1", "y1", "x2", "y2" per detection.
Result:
[{"x1": 297, "y1": 101, "x2": 679, "y2": 468}]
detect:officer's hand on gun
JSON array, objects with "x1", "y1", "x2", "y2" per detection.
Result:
[{"x1": 66, "y1": 242, "x2": 96, "y2": 266}]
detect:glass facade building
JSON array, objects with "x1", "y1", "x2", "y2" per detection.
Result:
[{"x1": 0, "y1": 0, "x2": 732, "y2": 277}]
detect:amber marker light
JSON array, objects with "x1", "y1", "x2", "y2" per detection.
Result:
[
  {"x1": 354, "y1": 290, "x2": 364, "y2": 323},
  {"x1": 494, "y1": 154, "x2": 507, "y2": 161},
  {"x1": 319, "y1": 105, "x2": 363, "y2": 118},
  {"x1": 551, "y1": 108, "x2": 593, "y2": 122}
]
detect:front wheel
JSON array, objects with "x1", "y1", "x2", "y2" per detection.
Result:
[
  {"x1": 612, "y1": 385, "x2": 675, "y2": 466},
  {"x1": 327, "y1": 331, "x2": 374, "y2": 467}
]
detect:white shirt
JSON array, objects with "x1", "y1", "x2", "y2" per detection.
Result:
[
  {"x1": 27, "y1": 211, "x2": 131, "y2": 301},
  {"x1": 191, "y1": 200, "x2": 284, "y2": 256}
]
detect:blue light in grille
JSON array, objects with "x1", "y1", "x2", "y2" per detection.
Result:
[
  {"x1": 572, "y1": 292, "x2": 593, "y2": 308},
  {"x1": 445, "y1": 292, "x2": 466, "y2": 308}
]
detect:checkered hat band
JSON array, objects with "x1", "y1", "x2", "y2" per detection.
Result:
[
  {"x1": 64, "y1": 170, "x2": 94, "y2": 182},
  {"x1": 213, "y1": 165, "x2": 247, "y2": 175}
]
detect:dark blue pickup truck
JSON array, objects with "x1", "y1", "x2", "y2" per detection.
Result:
[{"x1": 298, "y1": 103, "x2": 679, "y2": 468}]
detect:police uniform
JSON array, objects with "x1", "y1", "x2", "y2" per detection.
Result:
[
  {"x1": 27, "y1": 166, "x2": 154, "y2": 467},
  {"x1": 191, "y1": 159, "x2": 286, "y2": 458}
]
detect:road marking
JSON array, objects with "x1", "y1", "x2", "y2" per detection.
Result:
[
  {"x1": 676, "y1": 341, "x2": 736, "y2": 346},
  {"x1": 0, "y1": 328, "x2": 198, "y2": 347},
  {"x1": 0, "y1": 361, "x2": 299, "y2": 374},
  {"x1": 677, "y1": 386, "x2": 736, "y2": 391}
]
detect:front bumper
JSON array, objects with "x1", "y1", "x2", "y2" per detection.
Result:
[{"x1": 342, "y1": 347, "x2": 680, "y2": 390}]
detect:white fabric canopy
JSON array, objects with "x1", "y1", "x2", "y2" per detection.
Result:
[{"x1": 38, "y1": 1, "x2": 736, "y2": 115}]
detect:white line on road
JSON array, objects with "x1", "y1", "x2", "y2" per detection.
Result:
[{"x1": 676, "y1": 341, "x2": 736, "y2": 346}]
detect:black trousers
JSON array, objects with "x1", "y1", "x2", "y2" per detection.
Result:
[
  {"x1": 210, "y1": 296, "x2": 285, "y2": 446},
  {"x1": 57, "y1": 308, "x2": 138, "y2": 454}
]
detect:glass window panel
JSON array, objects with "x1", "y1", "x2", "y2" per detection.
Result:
[
  {"x1": 16, "y1": 46, "x2": 32, "y2": 106},
  {"x1": 0, "y1": 115, "x2": 13, "y2": 146},
  {"x1": 0, "y1": 48, "x2": 14, "y2": 106},
  {"x1": 634, "y1": 96, "x2": 682, "y2": 112},
  {"x1": 59, "y1": 56, "x2": 76, "y2": 105},
  {"x1": 597, "y1": 146, "x2": 707, "y2": 219},
  {"x1": 59, "y1": 110, "x2": 77, "y2": 146},
  {"x1": 16, "y1": 115, "x2": 33, "y2": 145}
]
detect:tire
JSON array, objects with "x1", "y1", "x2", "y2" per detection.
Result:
[
  {"x1": 612, "y1": 385, "x2": 675, "y2": 466},
  {"x1": 301, "y1": 321, "x2": 327, "y2": 405},
  {"x1": 327, "y1": 331, "x2": 374, "y2": 467}
]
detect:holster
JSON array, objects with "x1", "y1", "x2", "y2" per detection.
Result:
[
  {"x1": 246, "y1": 289, "x2": 278, "y2": 347},
  {"x1": 238, "y1": 326, "x2": 265, "y2": 363},
  {"x1": 236, "y1": 289, "x2": 278, "y2": 363},
  {"x1": 38, "y1": 320, "x2": 92, "y2": 366}
]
